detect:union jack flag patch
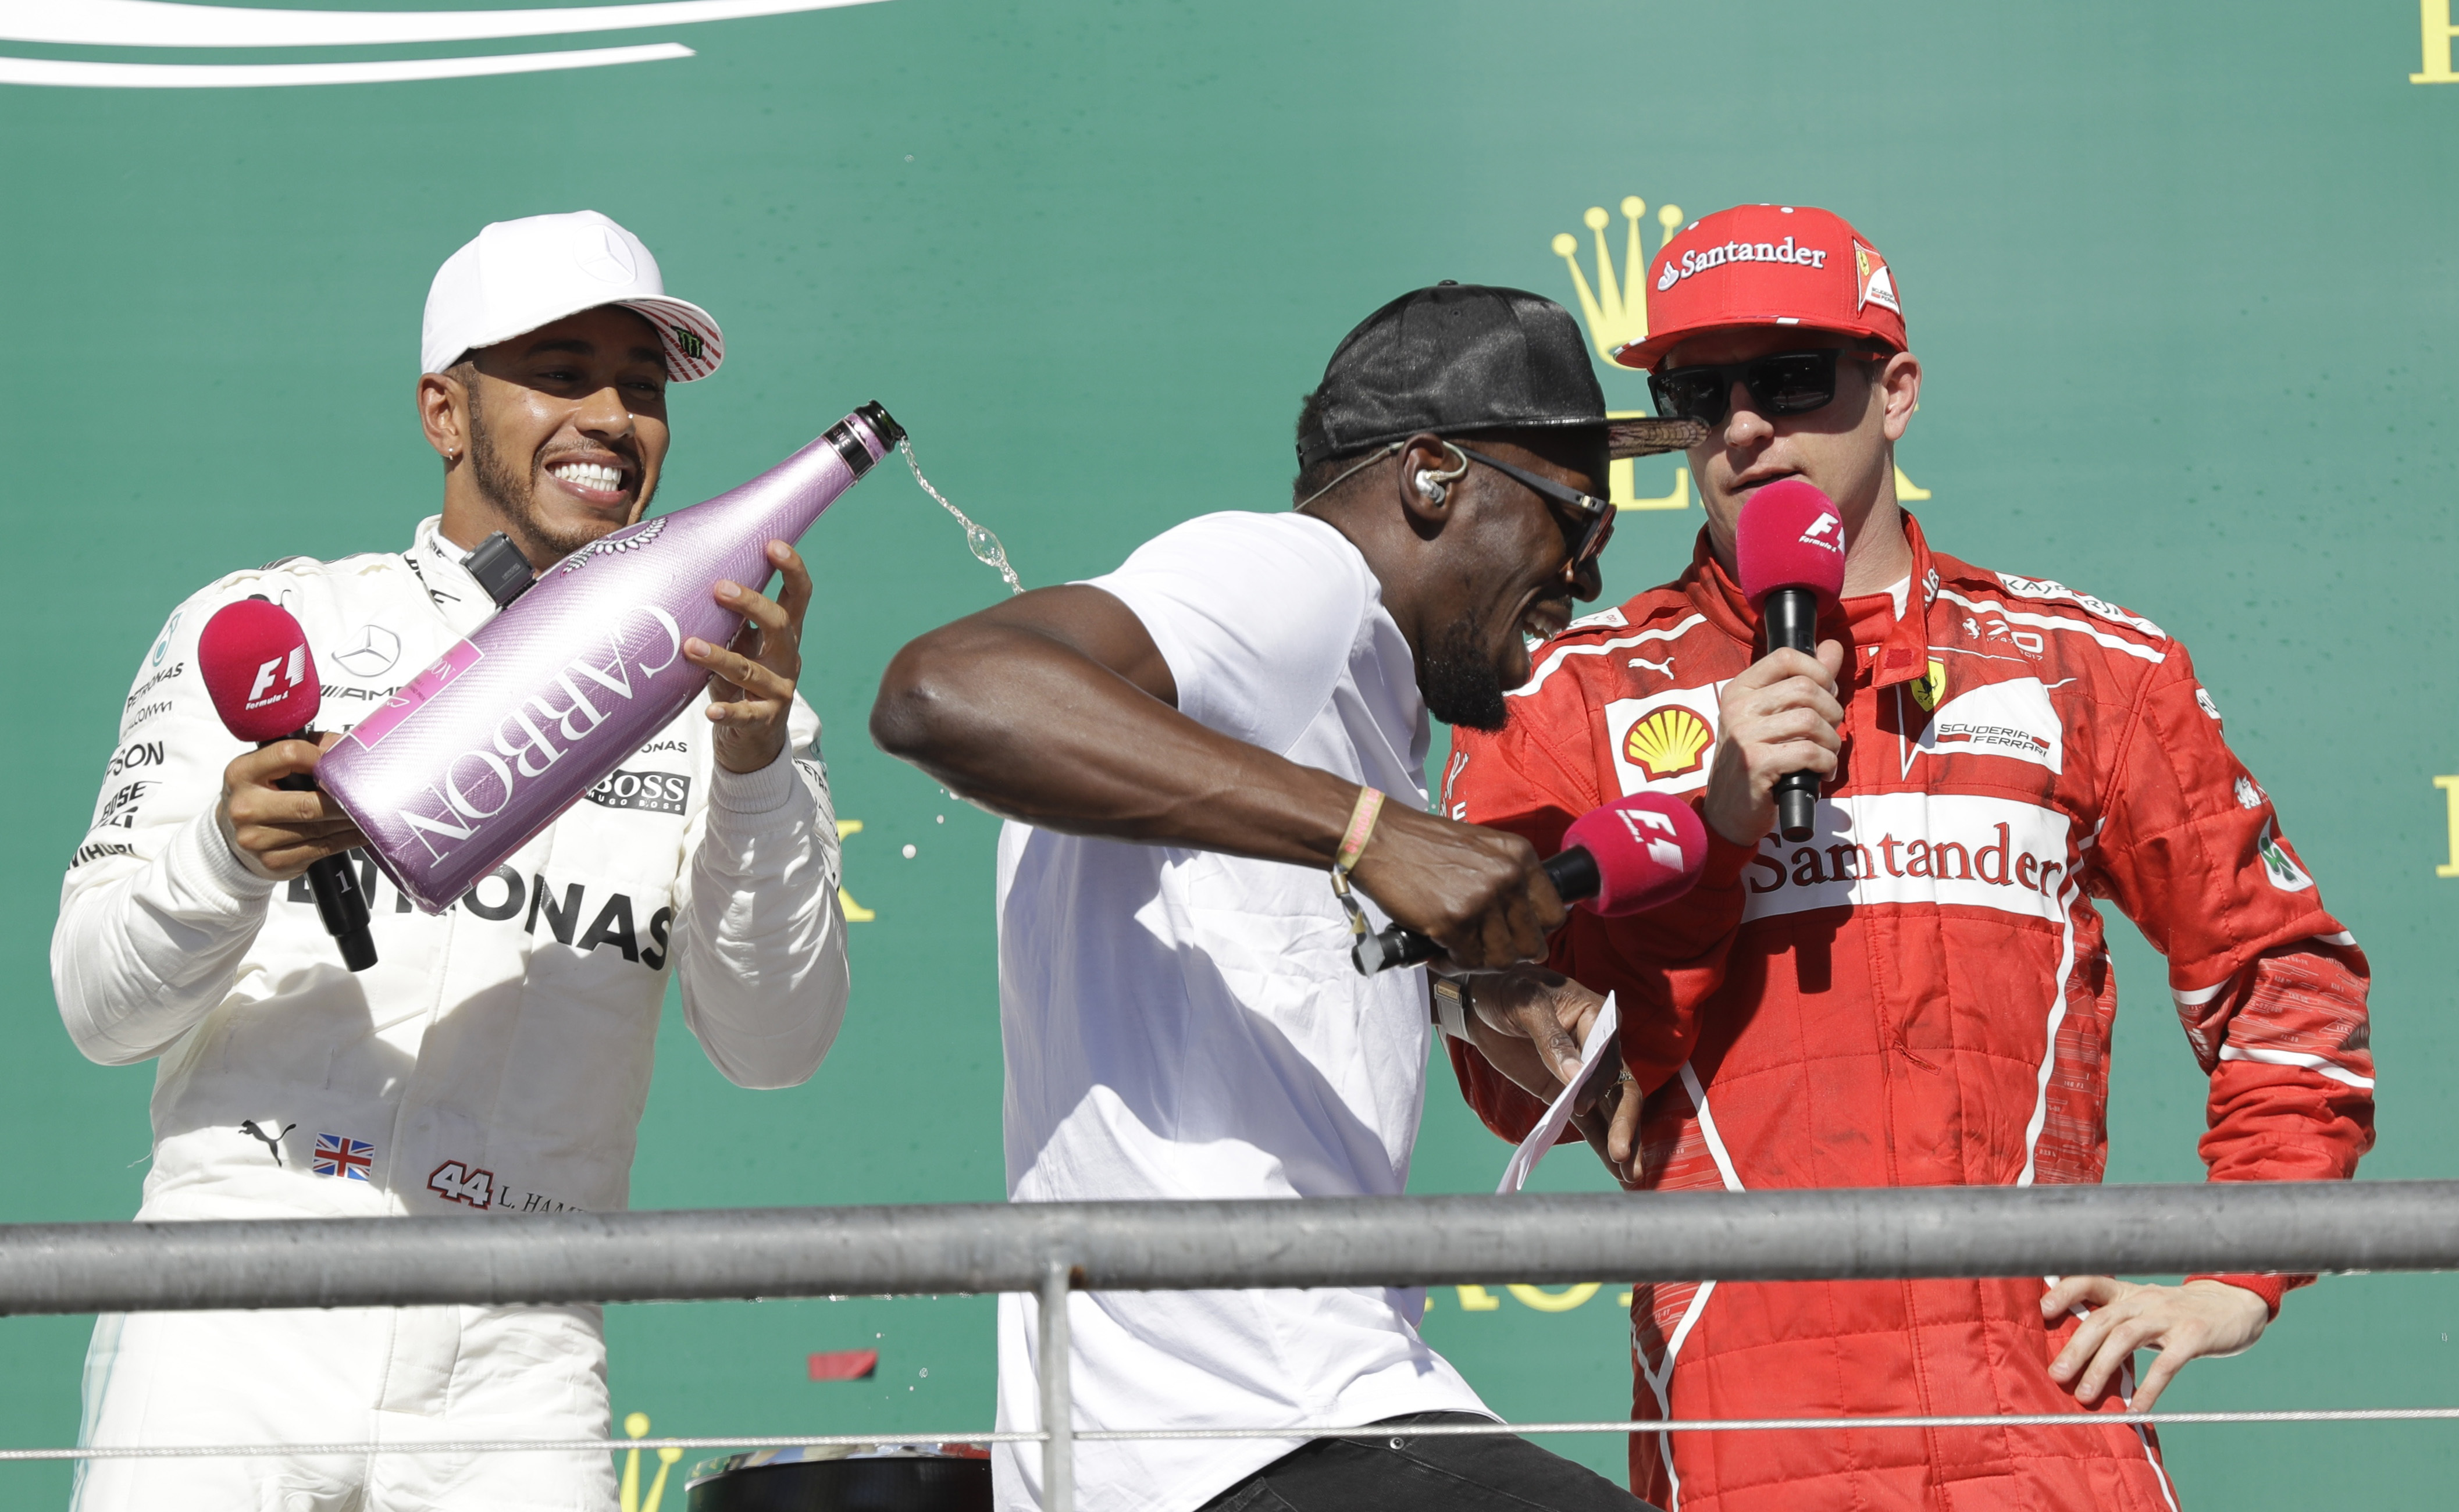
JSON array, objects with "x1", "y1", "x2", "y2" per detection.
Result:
[{"x1": 312, "y1": 1133, "x2": 375, "y2": 1181}]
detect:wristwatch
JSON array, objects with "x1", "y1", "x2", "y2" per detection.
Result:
[{"x1": 1431, "y1": 978, "x2": 1470, "y2": 1040}]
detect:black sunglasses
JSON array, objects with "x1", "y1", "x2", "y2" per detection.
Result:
[
  {"x1": 1648, "y1": 348, "x2": 1873, "y2": 427},
  {"x1": 1453, "y1": 447, "x2": 1614, "y2": 569}
]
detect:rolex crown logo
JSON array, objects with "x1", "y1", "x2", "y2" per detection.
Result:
[
  {"x1": 1552, "y1": 196, "x2": 1687, "y2": 364},
  {"x1": 619, "y1": 1411, "x2": 683, "y2": 1512},
  {"x1": 1550, "y1": 195, "x2": 1695, "y2": 511}
]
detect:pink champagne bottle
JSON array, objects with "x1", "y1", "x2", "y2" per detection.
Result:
[{"x1": 318, "y1": 403, "x2": 903, "y2": 913}]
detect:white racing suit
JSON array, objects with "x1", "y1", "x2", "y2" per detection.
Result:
[{"x1": 54, "y1": 516, "x2": 850, "y2": 1511}]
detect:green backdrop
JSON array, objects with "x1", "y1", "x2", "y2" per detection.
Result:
[{"x1": 3, "y1": 0, "x2": 2456, "y2": 1503}]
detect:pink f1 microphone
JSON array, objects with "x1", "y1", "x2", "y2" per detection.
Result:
[
  {"x1": 198, "y1": 600, "x2": 324, "y2": 743},
  {"x1": 1734, "y1": 479, "x2": 1847, "y2": 843},
  {"x1": 1352, "y1": 793, "x2": 1708, "y2": 974},
  {"x1": 197, "y1": 600, "x2": 377, "y2": 970}
]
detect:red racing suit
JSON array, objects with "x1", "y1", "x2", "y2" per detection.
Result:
[{"x1": 1445, "y1": 516, "x2": 2372, "y2": 1512}]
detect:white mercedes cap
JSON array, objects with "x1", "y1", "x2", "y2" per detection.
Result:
[{"x1": 420, "y1": 209, "x2": 723, "y2": 382}]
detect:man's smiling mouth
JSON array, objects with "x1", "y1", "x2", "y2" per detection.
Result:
[
  {"x1": 545, "y1": 457, "x2": 629, "y2": 501},
  {"x1": 1519, "y1": 600, "x2": 1571, "y2": 642}
]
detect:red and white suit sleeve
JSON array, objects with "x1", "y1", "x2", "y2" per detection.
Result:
[
  {"x1": 2088, "y1": 641, "x2": 2374, "y2": 1313},
  {"x1": 1441, "y1": 683, "x2": 1754, "y2": 1146}
]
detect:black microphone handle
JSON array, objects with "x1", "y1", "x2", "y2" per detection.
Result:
[
  {"x1": 1762, "y1": 586, "x2": 1823, "y2": 844},
  {"x1": 1351, "y1": 846, "x2": 1596, "y2": 976},
  {"x1": 268, "y1": 743, "x2": 379, "y2": 973},
  {"x1": 303, "y1": 852, "x2": 379, "y2": 973}
]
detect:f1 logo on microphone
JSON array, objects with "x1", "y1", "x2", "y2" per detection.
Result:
[
  {"x1": 245, "y1": 647, "x2": 308, "y2": 709},
  {"x1": 1615, "y1": 805, "x2": 1687, "y2": 870},
  {"x1": 1799, "y1": 511, "x2": 1844, "y2": 552}
]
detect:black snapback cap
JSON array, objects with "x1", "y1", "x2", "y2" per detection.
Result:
[{"x1": 1297, "y1": 282, "x2": 1706, "y2": 472}]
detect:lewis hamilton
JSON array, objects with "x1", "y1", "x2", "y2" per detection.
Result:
[{"x1": 52, "y1": 210, "x2": 850, "y2": 1511}]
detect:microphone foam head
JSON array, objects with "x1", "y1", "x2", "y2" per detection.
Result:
[
  {"x1": 1562, "y1": 793, "x2": 1708, "y2": 917},
  {"x1": 198, "y1": 599, "x2": 322, "y2": 743},
  {"x1": 1735, "y1": 477, "x2": 1847, "y2": 607}
]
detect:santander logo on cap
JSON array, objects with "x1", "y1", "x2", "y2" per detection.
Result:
[{"x1": 1612, "y1": 204, "x2": 1908, "y2": 372}]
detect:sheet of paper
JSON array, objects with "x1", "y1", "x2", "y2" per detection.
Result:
[{"x1": 1496, "y1": 992, "x2": 1619, "y2": 1195}]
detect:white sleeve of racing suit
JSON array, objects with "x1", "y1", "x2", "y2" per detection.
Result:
[
  {"x1": 669, "y1": 692, "x2": 848, "y2": 1090},
  {"x1": 54, "y1": 593, "x2": 277, "y2": 1067}
]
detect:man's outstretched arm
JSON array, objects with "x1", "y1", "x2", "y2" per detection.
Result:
[{"x1": 871, "y1": 583, "x2": 1562, "y2": 969}]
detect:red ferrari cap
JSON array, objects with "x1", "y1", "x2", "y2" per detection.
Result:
[{"x1": 1610, "y1": 204, "x2": 1905, "y2": 372}]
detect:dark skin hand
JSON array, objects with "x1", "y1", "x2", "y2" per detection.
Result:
[
  {"x1": 871, "y1": 432, "x2": 1606, "y2": 968},
  {"x1": 1455, "y1": 967, "x2": 1636, "y2": 1174}
]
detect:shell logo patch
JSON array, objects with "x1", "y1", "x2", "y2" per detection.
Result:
[
  {"x1": 1910, "y1": 657, "x2": 1948, "y2": 713},
  {"x1": 1623, "y1": 706, "x2": 1713, "y2": 782},
  {"x1": 1854, "y1": 241, "x2": 1901, "y2": 315},
  {"x1": 1605, "y1": 687, "x2": 1723, "y2": 796}
]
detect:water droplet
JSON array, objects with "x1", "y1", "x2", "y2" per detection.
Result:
[{"x1": 901, "y1": 843, "x2": 918, "y2": 859}]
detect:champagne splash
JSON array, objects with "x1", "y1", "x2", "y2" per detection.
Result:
[{"x1": 900, "y1": 437, "x2": 1024, "y2": 596}]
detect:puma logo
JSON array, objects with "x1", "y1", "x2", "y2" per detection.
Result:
[
  {"x1": 240, "y1": 1119, "x2": 295, "y2": 1167},
  {"x1": 1628, "y1": 656, "x2": 1675, "y2": 678}
]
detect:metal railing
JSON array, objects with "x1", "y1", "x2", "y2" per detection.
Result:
[{"x1": 14, "y1": 1181, "x2": 2459, "y2": 1509}]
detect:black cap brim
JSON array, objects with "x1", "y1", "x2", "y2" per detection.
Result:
[{"x1": 1608, "y1": 417, "x2": 1708, "y2": 458}]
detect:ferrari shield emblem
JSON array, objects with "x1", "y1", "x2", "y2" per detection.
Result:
[{"x1": 1911, "y1": 657, "x2": 1948, "y2": 713}]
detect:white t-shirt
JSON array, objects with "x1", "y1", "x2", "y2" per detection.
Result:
[{"x1": 990, "y1": 512, "x2": 1489, "y2": 1512}]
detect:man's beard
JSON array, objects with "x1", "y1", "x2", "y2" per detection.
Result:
[
  {"x1": 1419, "y1": 612, "x2": 1512, "y2": 732},
  {"x1": 465, "y1": 397, "x2": 614, "y2": 563}
]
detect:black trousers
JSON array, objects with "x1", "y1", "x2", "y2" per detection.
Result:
[{"x1": 1195, "y1": 1413, "x2": 1662, "y2": 1512}]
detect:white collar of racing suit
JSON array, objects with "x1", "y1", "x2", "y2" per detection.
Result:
[{"x1": 408, "y1": 515, "x2": 504, "y2": 639}]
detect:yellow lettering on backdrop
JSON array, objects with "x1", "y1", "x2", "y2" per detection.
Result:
[
  {"x1": 835, "y1": 819, "x2": 877, "y2": 921},
  {"x1": 2417, "y1": 0, "x2": 2459, "y2": 81},
  {"x1": 2435, "y1": 776, "x2": 2459, "y2": 876},
  {"x1": 1508, "y1": 1282, "x2": 1603, "y2": 1313},
  {"x1": 1453, "y1": 1285, "x2": 1503, "y2": 1311}
]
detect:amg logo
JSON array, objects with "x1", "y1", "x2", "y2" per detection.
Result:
[
  {"x1": 106, "y1": 740, "x2": 164, "y2": 778},
  {"x1": 585, "y1": 768, "x2": 690, "y2": 816},
  {"x1": 70, "y1": 841, "x2": 134, "y2": 868}
]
